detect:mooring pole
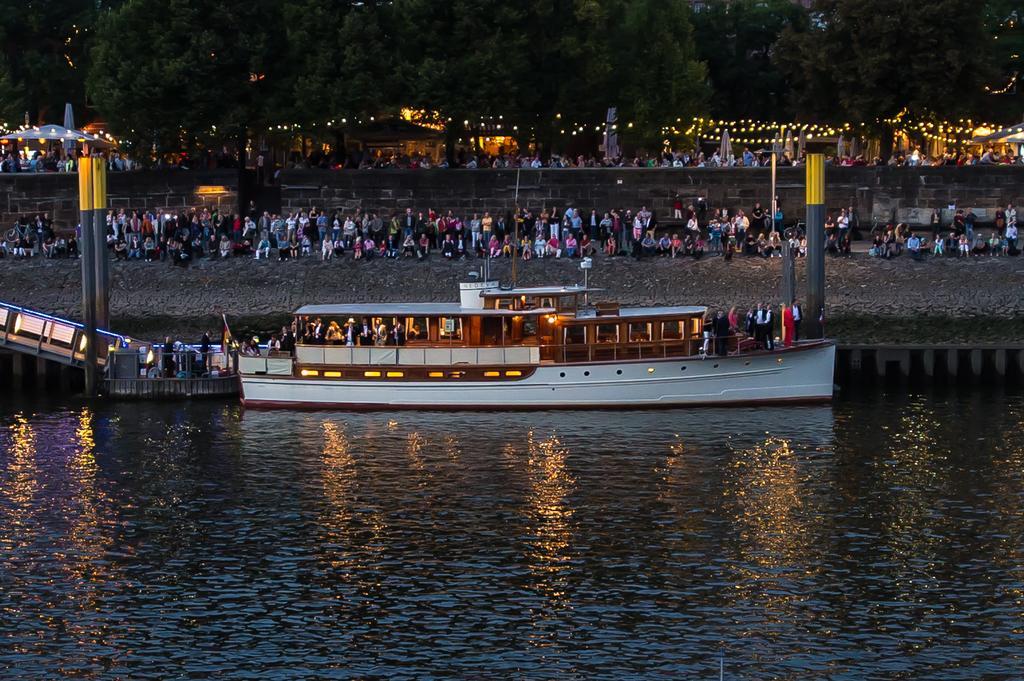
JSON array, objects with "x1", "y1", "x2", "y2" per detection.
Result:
[
  {"x1": 78, "y1": 155, "x2": 98, "y2": 395},
  {"x1": 781, "y1": 240, "x2": 796, "y2": 306},
  {"x1": 92, "y1": 157, "x2": 109, "y2": 331},
  {"x1": 805, "y1": 153, "x2": 825, "y2": 338}
]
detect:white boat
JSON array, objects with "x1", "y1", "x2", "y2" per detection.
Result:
[{"x1": 238, "y1": 281, "x2": 835, "y2": 409}]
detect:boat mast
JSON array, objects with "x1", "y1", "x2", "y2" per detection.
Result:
[{"x1": 511, "y1": 168, "x2": 521, "y2": 287}]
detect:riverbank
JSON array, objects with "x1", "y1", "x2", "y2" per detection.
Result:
[{"x1": 2, "y1": 254, "x2": 1022, "y2": 344}]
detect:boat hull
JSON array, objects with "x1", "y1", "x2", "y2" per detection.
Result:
[{"x1": 240, "y1": 342, "x2": 836, "y2": 410}]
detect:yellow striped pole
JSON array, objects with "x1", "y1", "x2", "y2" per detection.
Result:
[
  {"x1": 91, "y1": 157, "x2": 109, "y2": 333},
  {"x1": 805, "y1": 153, "x2": 825, "y2": 338},
  {"x1": 78, "y1": 157, "x2": 98, "y2": 394}
]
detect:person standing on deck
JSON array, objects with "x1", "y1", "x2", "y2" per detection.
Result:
[
  {"x1": 781, "y1": 304, "x2": 795, "y2": 348},
  {"x1": 791, "y1": 300, "x2": 802, "y2": 342}
]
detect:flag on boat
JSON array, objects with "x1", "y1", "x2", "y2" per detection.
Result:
[{"x1": 221, "y1": 314, "x2": 234, "y2": 355}]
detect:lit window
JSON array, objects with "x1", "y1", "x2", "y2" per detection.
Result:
[
  {"x1": 505, "y1": 370, "x2": 522, "y2": 377},
  {"x1": 386, "y1": 371, "x2": 404, "y2": 378},
  {"x1": 428, "y1": 371, "x2": 445, "y2": 378},
  {"x1": 324, "y1": 371, "x2": 342, "y2": 378},
  {"x1": 301, "y1": 369, "x2": 319, "y2": 377},
  {"x1": 483, "y1": 371, "x2": 500, "y2": 377},
  {"x1": 363, "y1": 370, "x2": 381, "y2": 378}
]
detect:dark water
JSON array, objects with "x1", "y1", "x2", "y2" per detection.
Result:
[{"x1": 0, "y1": 390, "x2": 1022, "y2": 680}]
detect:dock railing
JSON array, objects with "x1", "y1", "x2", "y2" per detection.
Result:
[{"x1": 108, "y1": 347, "x2": 236, "y2": 379}]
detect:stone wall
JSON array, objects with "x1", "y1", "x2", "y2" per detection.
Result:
[
  {"x1": 4, "y1": 165, "x2": 1023, "y2": 232},
  {"x1": 280, "y1": 166, "x2": 1024, "y2": 226},
  {"x1": 0, "y1": 170, "x2": 239, "y2": 230}
]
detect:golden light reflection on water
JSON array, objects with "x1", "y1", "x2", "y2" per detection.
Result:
[
  {"x1": 877, "y1": 402, "x2": 948, "y2": 569},
  {"x1": 406, "y1": 430, "x2": 427, "y2": 472},
  {"x1": 522, "y1": 429, "x2": 576, "y2": 610},
  {"x1": 654, "y1": 435, "x2": 701, "y2": 537},
  {"x1": 1, "y1": 414, "x2": 40, "y2": 567},
  {"x1": 320, "y1": 420, "x2": 386, "y2": 588},
  {"x1": 63, "y1": 408, "x2": 120, "y2": 657},
  {"x1": 725, "y1": 434, "x2": 814, "y2": 627}
]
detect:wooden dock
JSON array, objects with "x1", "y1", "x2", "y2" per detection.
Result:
[
  {"x1": 104, "y1": 375, "x2": 240, "y2": 399},
  {"x1": 836, "y1": 344, "x2": 1024, "y2": 382}
]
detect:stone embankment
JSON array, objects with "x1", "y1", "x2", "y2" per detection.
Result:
[{"x1": 1, "y1": 255, "x2": 1022, "y2": 344}]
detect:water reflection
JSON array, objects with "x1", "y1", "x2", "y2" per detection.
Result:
[
  {"x1": 0, "y1": 394, "x2": 1021, "y2": 678},
  {"x1": 522, "y1": 430, "x2": 575, "y2": 610}
]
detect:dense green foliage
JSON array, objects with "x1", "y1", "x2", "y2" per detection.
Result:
[
  {"x1": 693, "y1": 0, "x2": 809, "y2": 120},
  {"x1": 777, "y1": 0, "x2": 997, "y2": 125},
  {"x1": 0, "y1": 0, "x2": 1018, "y2": 152}
]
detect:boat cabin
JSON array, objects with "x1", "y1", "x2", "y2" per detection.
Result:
[{"x1": 267, "y1": 283, "x2": 708, "y2": 379}]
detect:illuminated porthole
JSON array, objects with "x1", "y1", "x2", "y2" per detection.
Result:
[
  {"x1": 777, "y1": 358, "x2": 784, "y2": 364},
  {"x1": 647, "y1": 367, "x2": 655, "y2": 374}
]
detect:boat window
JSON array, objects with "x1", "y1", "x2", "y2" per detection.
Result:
[
  {"x1": 662, "y1": 320, "x2": 684, "y2": 340},
  {"x1": 596, "y1": 323, "x2": 619, "y2": 343},
  {"x1": 496, "y1": 297, "x2": 514, "y2": 310},
  {"x1": 628, "y1": 322, "x2": 652, "y2": 342},
  {"x1": 564, "y1": 324, "x2": 586, "y2": 345},
  {"x1": 407, "y1": 317, "x2": 429, "y2": 341},
  {"x1": 439, "y1": 317, "x2": 463, "y2": 341},
  {"x1": 540, "y1": 296, "x2": 555, "y2": 309},
  {"x1": 523, "y1": 316, "x2": 538, "y2": 340},
  {"x1": 691, "y1": 317, "x2": 703, "y2": 337},
  {"x1": 556, "y1": 296, "x2": 576, "y2": 312}
]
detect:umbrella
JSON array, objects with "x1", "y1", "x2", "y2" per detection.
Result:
[
  {"x1": 850, "y1": 135, "x2": 861, "y2": 158},
  {"x1": 836, "y1": 134, "x2": 846, "y2": 158},
  {"x1": 63, "y1": 103, "x2": 75, "y2": 154},
  {"x1": 783, "y1": 128, "x2": 794, "y2": 158},
  {"x1": 797, "y1": 128, "x2": 807, "y2": 158},
  {"x1": 719, "y1": 129, "x2": 732, "y2": 164},
  {"x1": 0, "y1": 124, "x2": 116, "y2": 149}
]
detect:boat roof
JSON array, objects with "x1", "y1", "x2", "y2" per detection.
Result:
[
  {"x1": 479, "y1": 285, "x2": 602, "y2": 297},
  {"x1": 294, "y1": 303, "x2": 557, "y2": 317},
  {"x1": 295, "y1": 302, "x2": 706, "y2": 318}
]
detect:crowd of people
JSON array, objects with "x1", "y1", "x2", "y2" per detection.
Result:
[
  {"x1": 861, "y1": 204, "x2": 1019, "y2": 260},
  {"x1": 1, "y1": 198, "x2": 1019, "y2": 265},
  {"x1": 4, "y1": 141, "x2": 1020, "y2": 176}
]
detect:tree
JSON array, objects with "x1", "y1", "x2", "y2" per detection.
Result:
[
  {"x1": 692, "y1": 0, "x2": 810, "y2": 120},
  {"x1": 983, "y1": 0, "x2": 1023, "y2": 107},
  {"x1": 392, "y1": 0, "x2": 531, "y2": 163},
  {"x1": 612, "y1": 0, "x2": 709, "y2": 148},
  {"x1": 777, "y1": 0, "x2": 996, "y2": 154},
  {"x1": 282, "y1": 0, "x2": 399, "y2": 134},
  {"x1": 0, "y1": 1, "x2": 113, "y2": 127},
  {"x1": 88, "y1": 0, "x2": 286, "y2": 155}
]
